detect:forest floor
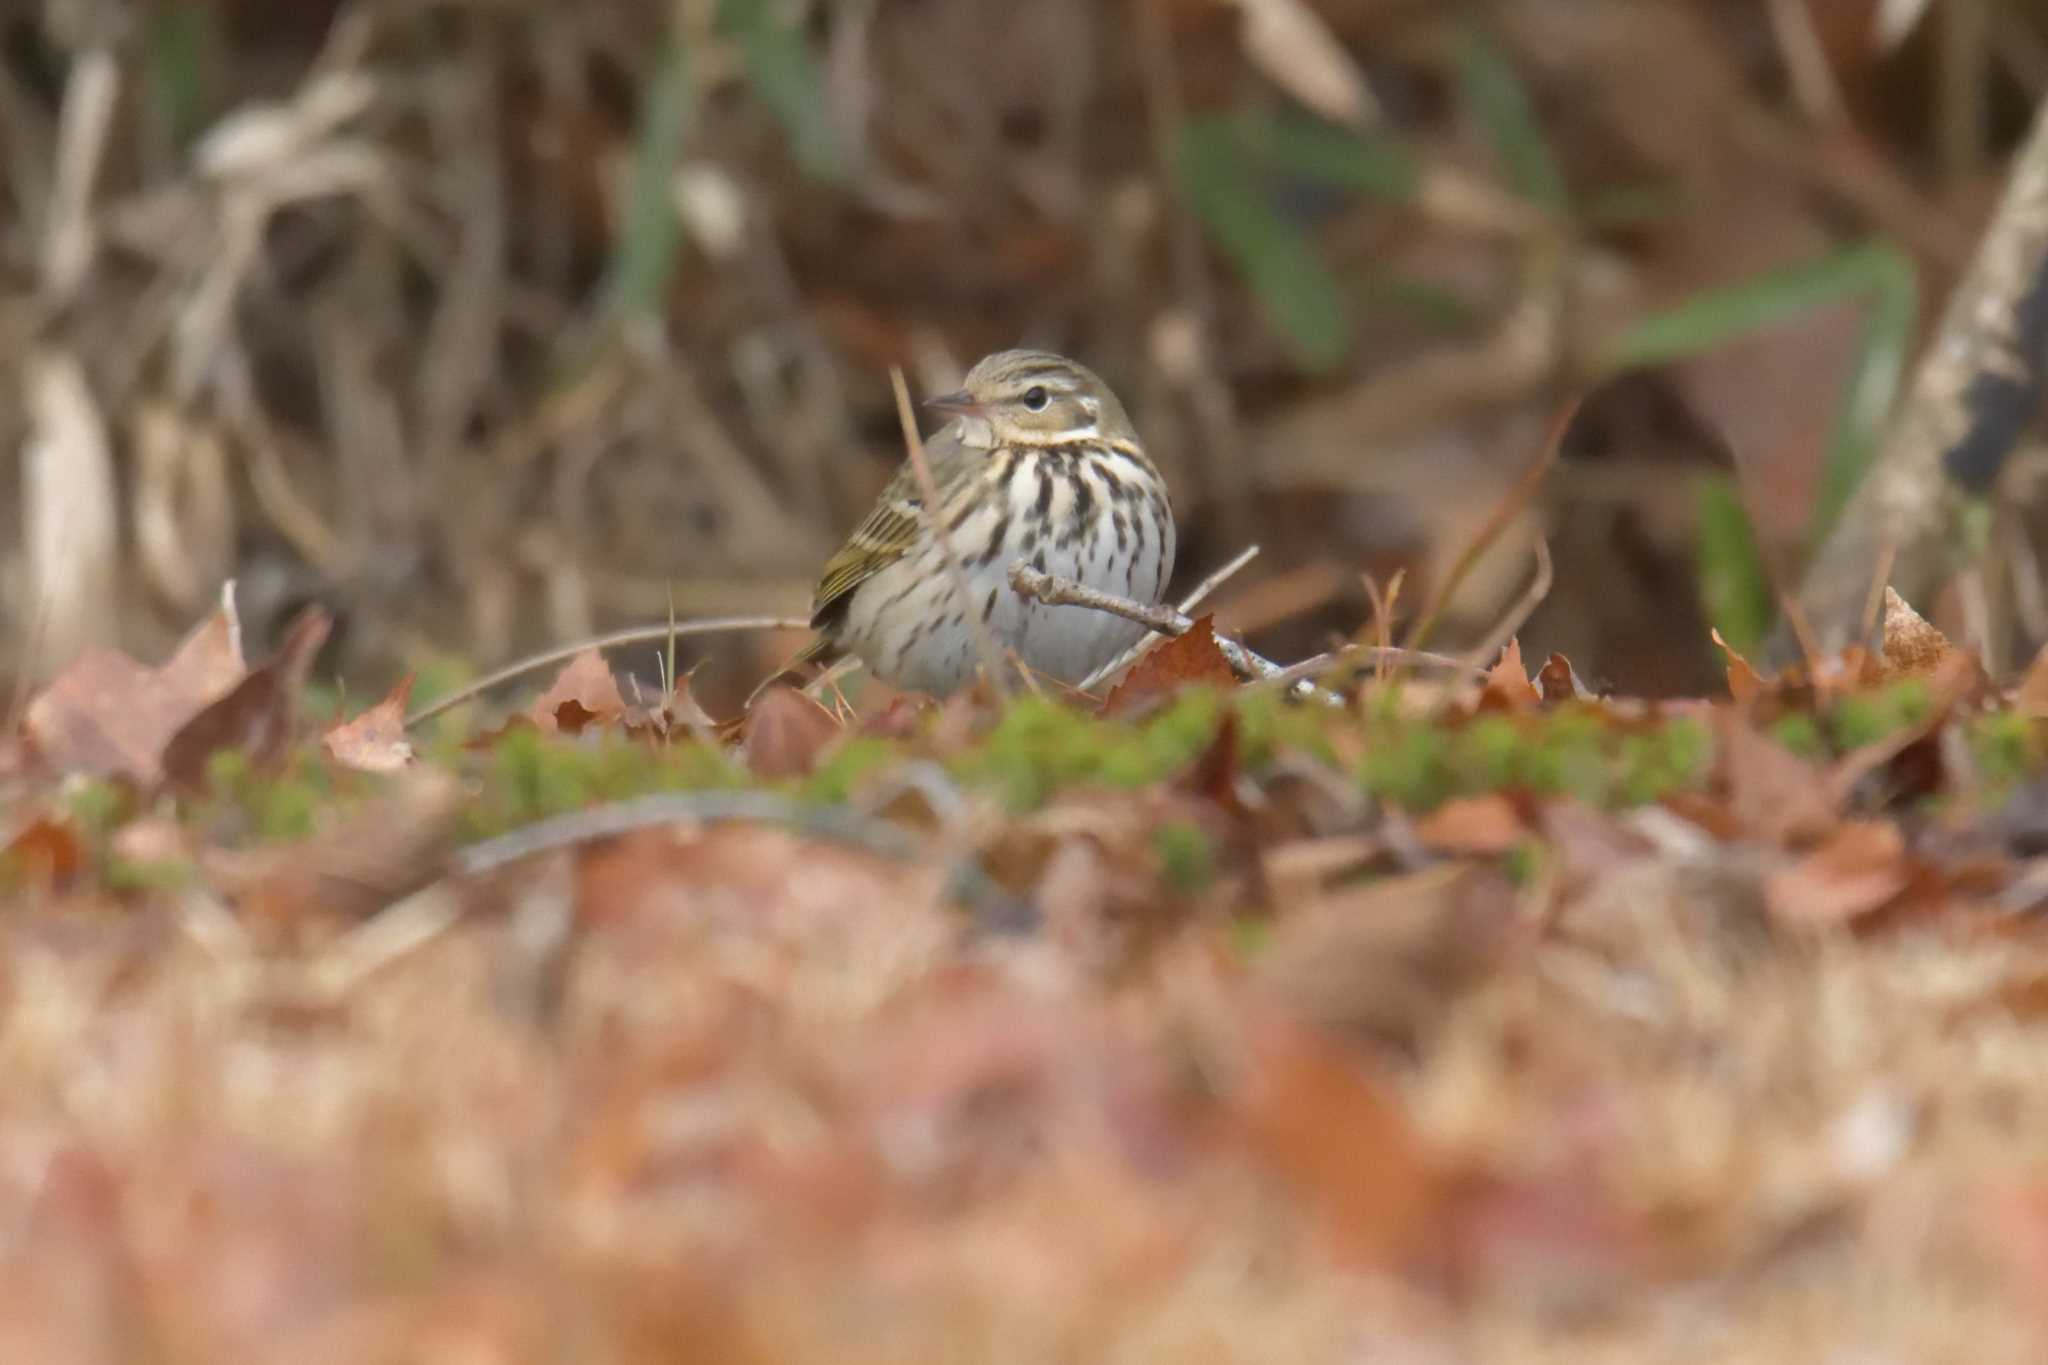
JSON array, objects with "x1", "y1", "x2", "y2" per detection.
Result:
[{"x1": 6, "y1": 587, "x2": 2048, "y2": 1362}]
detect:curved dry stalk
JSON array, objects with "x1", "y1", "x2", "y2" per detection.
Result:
[
  {"x1": 891, "y1": 366, "x2": 1012, "y2": 696},
  {"x1": 1451, "y1": 538, "x2": 1555, "y2": 681},
  {"x1": 404, "y1": 614, "x2": 808, "y2": 729},
  {"x1": 1245, "y1": 643, "x2": 1480, "y2": 696},
  {"x1": 1405, "y1": 394, "x2": 1579, "y2": 652}
]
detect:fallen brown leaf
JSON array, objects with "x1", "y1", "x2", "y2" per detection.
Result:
[
  {"x1": 1410, "y1": 793, "x2": 1529, "y2": 857},
  {"x1": 1712, "y1": 629, "x2": 1767, "y2": 706},
  {"x1": 1763, "y1": 820, "x2": 1910, "y2": 927},
  {"x1": 161, "y1": 607, "x2": 332, "y2": 789},
  {"x1": 1536, "y1": 652, "x2": 1593, "y2": 702},
  {"x1": 321, "y1": 673, "x2": 416, "y2": 774},
  {"x1": 220, "y1": 765, "x2": 467, "y2": 932},
  {"x1": 1254, "y1": 864, "x2": 1519, "y2": 1058},
  {"x1": 529, "y1": 649, "x2": 626, "y2": 735},
  {"x1": 2, "y1": 816, "x2": 85, "y2": 891},
  {"x1": 1715, "y1": 708, "x2": 1839, "y2": 845},
  {"x1": 742, "y1": 685, "x2": 843, "y2": 780},
  {"x1": 1101, "y1": 616, "x2": 1236, "y2": 716},
  {"x1": 1477, "y1": 639, "x2": 1541, "y2": 712},
  {"x1": 1228, "y1": 1000, "x2": 1448, "y2": 1271},
  {"x1": 21, "y1": 596, "x2": 248, "y2": 783}
]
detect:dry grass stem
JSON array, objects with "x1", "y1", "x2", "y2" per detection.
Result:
[
  {"x1": 404, "y1": 615, "x2": 810, "y2": 729},
  {"x1": 891, "y1": 366, "x2": 1014, "y2": 696}
]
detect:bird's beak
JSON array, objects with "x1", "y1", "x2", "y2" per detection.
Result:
[{"x1": 923, "y1": 389, "x2": 985, "y2": 418}]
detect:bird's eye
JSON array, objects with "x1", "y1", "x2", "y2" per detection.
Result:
[{"x1": 1021, "y1": 386, "x2": 1049, "y2": 411}]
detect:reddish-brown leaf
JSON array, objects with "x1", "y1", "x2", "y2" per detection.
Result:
[
  {"x1": 1536, "y1": 652, "x2": 1593, "y2": 702},
  {"x1": 221, "y1": 766, "x2": 466, "y2": 934},
  {"x1": 1229, "y1": 1000, "x2": 1449, "y2": 1269},
  {"x1": 1714, "y1": 708, "x2": 1839, "y2": 845},
  {"x1": 161, "y1": 607, "x2": 331, "y2": 789},
  {"x1": 1181, "y1": 707, "x2": 1244, "y2": 810},
  {"x1": 2, "y1": 817, "x2": 85, "y2": 890},
  {"x1": 321, "y1": 673, "x2": 416, "y2": 773},
  {"x1": 742, "y1": 685, "x2": 843, "y2": 779},
  {"x1": 1411, "y1": 793, "x2": 1528, "y2": 856},
  {"x1": 528, "y1": 649, "x2": 626, "y2": 735},
  {"x1": 1101, "y1": 616, "x2": 1236, "y2": 716},
  {"x1": 159, "y1": 593, "x2": 247, "y2": 704},
  {"x1": 1763, "y1": 819, "x2": 1910, "y2": 927},
  {"x1": 21, "y1": 597, "x2": 248, "y2": 783},
  {"x1": 1712, "y1": 628, "x2": 1765, "y2": 706},
  {"x1": 1476, "y1": 639, "x2": 1541, "y2": 712}
]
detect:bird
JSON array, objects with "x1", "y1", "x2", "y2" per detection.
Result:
[{"x1": 789, "y1": 349, "x2": 1176, "y2": 696}]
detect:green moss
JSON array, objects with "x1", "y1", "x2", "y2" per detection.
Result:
[
  {"x1": 952, "y1": 690, "x2": 1230, "y2": 811},
  {"x1": 1970, "y1": 711, "x2": 2044, "y2": 787},
  {"x1": 1504, "y1": 837, "x2": 1546, "y2": 887},
  {"x1": 104, "y1": 857, "x2": 196, "y2": 894},
  {"x1": 460, "y1": 728, "x2": 744, "y2": 839},
  {"x1": 62, "y1": 777, "x2": 132, "y2": 838},
  {"x1": 1452, "y1": 714, "x2": 1525, "y2": 792},
  {"x1": 1358, "y1": 724, "x2": 1452, "y2": 810},
  {"x1": 1154, "y1": 820, "x2": 1217, "y2": 895},
  {"x1": 802, "y1": 737, "x2": 898, "y2": 804},
  {"x1": 1233, "y1": 688, "x2": 1335, "y2": 768},
  {"x1": 1356, "y1": 708, "x2": 1710, "y2": 812},
  {"x1": 1771, "y1": 711, "x2": 1827, "y2": 758},
  {"x1": 1227, "y1": 915, "x2": 1273, "y2": 958},
  {"x1": 196, "y1": 748, "x2": 329, "y2": 843},
  {"x1": 1830, "y1": 680, "x2": 1930, "y2": 750},
  {"x1": 1616, "y1": 716, "x2": 1712, "y2": 806}
]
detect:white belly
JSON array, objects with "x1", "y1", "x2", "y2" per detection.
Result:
[{"x1": 841, "y1": 451, "x2": 1175, "y2": 695}]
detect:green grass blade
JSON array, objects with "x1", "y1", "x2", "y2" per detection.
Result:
[
  {"x1": 718, "y1": 0, "x2": 845, "y2": 184},
  {"x1": 1241, "y1": 109, "x2": 1419, "y2": 202},
  {"x1": 1696, "y1": 473, "x2": 1775, "y2": 656},
  {"x1": 1454, "y1": 24, "x2": 1569, "y2": 213},
  {"x1": 1176, "y1": 115, "x2": 1351, "y2": 371},
  {"x1": 556, "y1": 22, "x2": 693, "y2": 374},
  {"x1": 1600, "y1": 240, "x2": 1912, "y2": 371},
  {"x1": 1810, "y1": 245, "x2": 1917, "y2": 547},
  {"x1": 144, "y1": 1, "x2": 224, "y2": 152}
]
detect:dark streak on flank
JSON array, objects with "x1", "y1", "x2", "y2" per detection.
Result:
[
  {"x1": 975, "y1": 512, "x2": 1012, "y2": 567},
  {"x1": 983, "y1": 585, "x2": 1000, "y2": 620},
  {"x1": 1035, "y1": 467, "x2": 1055, "y2": 519}
]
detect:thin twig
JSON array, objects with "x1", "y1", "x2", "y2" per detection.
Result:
[
  {"x1": 1076, "y1": 543, "x2": 1261, "y2": 692},
  {"x1": 404, "y1": 615, "x2": 808, "y2": 729},
  {"x1": 890, "y1": 366, "x2": 1012, "y2": 695},
  {"x1": 1859, "y1": 534, "x2": 1900, "y2": 643},
  {"x1": 1246, "y1": 643, "x2": 1481, "y2": 695},
  {"x1": 1450, "y1": 538, "x2": 1555, "y2": 682},
  {"x1": 1405, "y1": 395, "x2": 1578, "y2": 652},
  {"x1": 1009, "y1": 562, "x2": 1294, "y2": 688}
]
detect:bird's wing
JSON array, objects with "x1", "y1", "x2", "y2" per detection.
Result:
[{"x1": 810, "y1": 430, "x2": 971, "y2": 632}]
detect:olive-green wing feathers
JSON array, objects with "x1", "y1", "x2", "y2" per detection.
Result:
[{"x1": 809, "y1": 485, "x2": 922, "y2": 630}]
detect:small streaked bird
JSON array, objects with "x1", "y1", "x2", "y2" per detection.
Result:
[{"x1": 796, "y1": 349, "x2": 1176, "y2": 695}]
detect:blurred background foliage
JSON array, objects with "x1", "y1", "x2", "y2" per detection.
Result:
[{"x1": 3, "y1": 0, "x2": 2046, "y2": 708}]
